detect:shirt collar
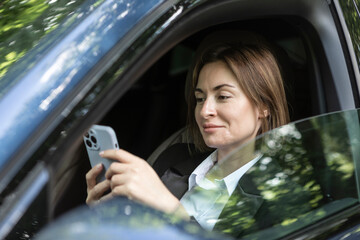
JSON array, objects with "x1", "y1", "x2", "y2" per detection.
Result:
[
  {"x1": 188, "y1": 150, "x2": 217, "y2": 191},
  {"x1": 188, "y1": 151, "x2": 262, "y2": 195},
  {"x1": 221, "y1": 154, "x2": 261, "y2": 195}
]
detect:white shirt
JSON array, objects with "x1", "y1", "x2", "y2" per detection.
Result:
[{"x1": 180, "y1": 150, "x2": 261, "y2": 230}]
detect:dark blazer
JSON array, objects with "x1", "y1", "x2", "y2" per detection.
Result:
[
  {"x1": 153, "y1": 143, "x2": 211, "y2": 199},
  {"x1": 153, "y1": 143, "x2": 313, "y2": 238}
]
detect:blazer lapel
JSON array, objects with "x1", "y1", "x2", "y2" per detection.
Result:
[
  {"x1": 213, "y1": 172, "x2": 263, "y2": 237},
  {"x1": 161, "y1": 167, "x2": 192, "y2": 199},
  {"x1": 154, "y1": 143, "x2": 212, "y2": 199}
]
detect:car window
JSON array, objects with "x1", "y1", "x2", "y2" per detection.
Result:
[{"x1": 180, "y1": 109, "x2": 360, "y2": 239}]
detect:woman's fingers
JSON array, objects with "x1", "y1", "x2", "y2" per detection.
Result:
[
  {"x1": 104, "y1": 149, "x2": 145, "y2": 179},
  {"x1": 109, "y1": 172, "x2": 128, "y2": 188},
  {"x1": 100, "y1": 149, "x2": 142, "y2": 164},
  {"x1": 99, "y1": 191, "x2": 114, "y2": 202},
  {"x1": 111, "y1": 184, "x2": 131, "y2": 198},
  {"x1": 105, "y1": 162, "x2": 128, "y2": 180},
  {"x1": 86, "y1": 149, "x2": 142, "y2": 206},
  {"x1": 86, "y1": 179, "x2": 110, "y2": 205},
  {"x1": 96, "y1": 148, "x2": 180, "y2": 213},
  {"x1": 85, "y1": 163, "x2": 103, "y2": 190}
]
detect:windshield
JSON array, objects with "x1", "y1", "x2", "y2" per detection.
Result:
[
  {"x1": 180, "y1": 109, "x2": 360, "y2": 239},
  {"x1": 0, "y1": 0, "x2": 103, "y2": 97}
]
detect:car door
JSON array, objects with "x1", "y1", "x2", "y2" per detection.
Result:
[{"x1": 33, "y1": 108, "x2": 360, "y2": 240}]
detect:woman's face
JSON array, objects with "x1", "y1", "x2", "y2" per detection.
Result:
[{"x1": 195, "y1": 61, "x2": 262, "y2": 157}]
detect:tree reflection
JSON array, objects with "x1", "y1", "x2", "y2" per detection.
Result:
[
  {"x1": 201, "y1": 110, "x2": 360, "y2": 239},
  {"x1": 0, "y1": 0, "x2": 98, "y2": 91}
]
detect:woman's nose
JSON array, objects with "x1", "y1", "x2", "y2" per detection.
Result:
[{"x1": 200, "y1": 98, "x2": 216, "y2": 118}]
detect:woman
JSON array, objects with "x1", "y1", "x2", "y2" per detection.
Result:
[
  {"x1": 175, "y1": 41, "x2": 290, "y2": 232},
  {"x1": 85, "y1": 36, "x2": 290, "y2": 226}
]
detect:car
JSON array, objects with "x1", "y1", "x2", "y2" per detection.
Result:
[{"x1": 1, "y1": 0, "x2": 360, "y2": 239}]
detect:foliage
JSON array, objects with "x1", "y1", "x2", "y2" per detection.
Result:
[
  {"x1": 0, "y1": 0, "x2": 89, "y2": 87},
  {"x1": 205, "y1": 111, "x2": 359, "y2": 239}
]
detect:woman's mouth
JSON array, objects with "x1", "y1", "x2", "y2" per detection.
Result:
[{"x1": 203, "y1": 123, "x2": 223, "y2": 133}]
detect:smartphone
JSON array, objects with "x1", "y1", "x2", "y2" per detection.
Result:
[{"x1": 83, "y1": 125, "x2": 119, "y2": 182}]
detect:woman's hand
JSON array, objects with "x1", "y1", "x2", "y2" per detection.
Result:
[
  {"x1": 103, "y1": 149, "x2": 180, "y2": 213},
  {"x1": 85, "y1": 164, "x2": 112, "y2": 205}
]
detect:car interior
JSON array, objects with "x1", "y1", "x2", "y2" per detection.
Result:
[
  {"x1": 5, "y1": 4, "x2": 359, "y2": 238},
  {"x1": 49, "y1": 17, "x2": 330, "y2": 217}
]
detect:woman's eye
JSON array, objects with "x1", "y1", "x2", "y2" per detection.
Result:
[
  {"x1": 219, "y1": 95, "x2": 230, "y2": 100},
  {"x1": 196, "y1": 97, "x2": 205, "y2": 103}
]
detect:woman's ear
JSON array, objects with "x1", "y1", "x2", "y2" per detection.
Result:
[{"x1": 259, "y1": 109, "x2": 269, "y2": 118}]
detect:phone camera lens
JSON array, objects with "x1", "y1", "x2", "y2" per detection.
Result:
[
  {"x1": 86, "y1": 140, "x2": 92, "y2": 148},
  {"x1": 91, "y1": 136, "x2": 97, "y2": 144}
]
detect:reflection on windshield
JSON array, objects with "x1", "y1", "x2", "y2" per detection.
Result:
[
  {"x1": 0, "y1": 0, "x2": 102, "y2": 96},
  {"x1": 181, "y1": 109, "x2": 360, "y2": 239}
]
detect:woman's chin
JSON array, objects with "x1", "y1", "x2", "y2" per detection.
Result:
[{"x1": 204, "y1": 140, "x2": 224, "y2": 150}]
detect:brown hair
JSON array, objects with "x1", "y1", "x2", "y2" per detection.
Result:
[{"x1": 186, "y1": 42, "x2": 290, "y2": 152}]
